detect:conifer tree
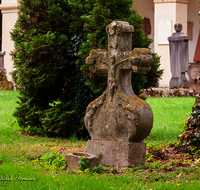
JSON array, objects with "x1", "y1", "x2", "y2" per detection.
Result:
[{"x1": 11, "y1": 0, "x2": 94, "y2": 137}]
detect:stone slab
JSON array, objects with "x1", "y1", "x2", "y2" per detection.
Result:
[{"x1": 87, "y1": 140, "x2": 146, "y2": 169}]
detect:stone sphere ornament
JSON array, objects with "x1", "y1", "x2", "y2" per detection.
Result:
[{"x1": 174, "y1": 22, "x2": 182, "y2": 33}]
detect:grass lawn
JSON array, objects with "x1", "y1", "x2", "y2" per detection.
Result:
[
  {"x1": 0, "y1": 91, "x2": 200, "y2": 190},
  {"x1": 145, "y1": 97, "x2": 194, "y2": 144}
]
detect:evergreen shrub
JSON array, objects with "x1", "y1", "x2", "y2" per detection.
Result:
[
  {"x1": 11, "y1": 0, "x2": 94, "y2": 138},
  {"x1": 11, "y1": 0, "x2": 163, "y2": 138}
]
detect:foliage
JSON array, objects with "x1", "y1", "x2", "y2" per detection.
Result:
[
  {"x1": 40, "y1": 34, "x2": 95, "y2": 138},
  {"x1": 10, "y1": 0, "x2": 94, "y2": 138},
  {"x1": 77, "y1": 154, "x2": 106, "y2": 173},
  {"x1": 178, "y1": 97, "x2": 200, "y2": 153},
  {"x1": 78, "y1": 0, "x2": 162, "y2": 96},
  {"x1": 78, "y1": 156, "x2": 89, "y2": 171},
  {"x1": 31, "y1": 152, "x2": 66, "y2": 171}
]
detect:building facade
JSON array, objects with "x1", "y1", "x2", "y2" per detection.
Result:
[{"x1": 0, "y1": 0, "x2": 199, "y2": 86}]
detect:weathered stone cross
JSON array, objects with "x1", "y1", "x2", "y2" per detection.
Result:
[
  {"x1": 86, "y1": 21, "x2": 153, "y2": 98},
  {"x1": 85, "y1": 21, "x2": 154, "y2": 169}
]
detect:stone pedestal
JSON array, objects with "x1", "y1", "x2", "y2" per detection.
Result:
[{"x1": 87, "y1": 140, "x2": 146, "y2": 169}]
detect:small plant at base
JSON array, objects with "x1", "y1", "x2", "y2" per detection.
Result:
[
  {"x1": 89, "y1": 164, "x2": 106, "y2": 173},
  {"x1": 109, "y1": 167, "x2": 117, "y2": 173},
  {"x1": 78, "y1": 156, "x2": 89, "y2": 171},
  {"x1": 146, "y1": 161, "x2": 161, "y2": 170},
  {"x1": 146, "y1": 152, "x2": 153, "y2": 162},
  {"x1": 147, "y1": 144, "x2": 166, "y2": 160},
  {"x1": 135, "y1": 164, "x2": 145, "y2": 170}
]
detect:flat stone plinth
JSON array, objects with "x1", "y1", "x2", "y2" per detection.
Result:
[{"x1": 87, "y1": 140, "x2": 146, "y2": 169}]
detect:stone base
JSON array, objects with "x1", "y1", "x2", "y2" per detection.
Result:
[
  {"x1": 87, "y1": 140, "x2": 146, "y2": 169},
  {"x1": 170, "y1": 77, "x2": 189, "y2": 89},
  {"x1": 141, "y1": 88, "x2": 195, "y2": 97}
]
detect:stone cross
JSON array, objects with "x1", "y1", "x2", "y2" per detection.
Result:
[
  {"x1": 86, "y1": 21, "x2": 152, "y2": 98},
  {"x1": 85, "y1": 21, "x2": 154, "y2": 169}
]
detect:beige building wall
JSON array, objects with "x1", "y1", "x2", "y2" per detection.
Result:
[
  {"x1": 0, "y1": 0, "x2": 19, "y2": 81},
  {"x1": 188, "y1": 0, "x2": 200, "y2": 63},
  {"x1": 131, "y1": 0, "x2": 154, "y2": 52}
]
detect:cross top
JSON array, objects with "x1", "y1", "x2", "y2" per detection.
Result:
[
  {"x1": 86, "y1": 21, "x2": 153, "y2": 97},
  {"x1": 106, "y1": 21, "x2": 134, "y2": 53}
]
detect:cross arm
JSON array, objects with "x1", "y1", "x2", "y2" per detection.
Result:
[
  {"x1": 86, "y1": 49, "x2": 108, "y2": 73},
  {"x1": 117, "y1": 48, "x2": 154, "y2": 73}
]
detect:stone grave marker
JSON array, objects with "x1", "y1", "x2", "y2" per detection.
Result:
[
  {"x1": 84, "y1": 21, "x2": 154, "y2": 169},
  {"x1": 168, "y1": 22, "x2": 190, "y2": 89}
]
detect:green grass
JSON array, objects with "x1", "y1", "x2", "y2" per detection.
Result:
[
  {"x1": 145, "y1": 97, "x2": 195, "y2": 144},
  {"x1": 0, "y1": 91, "x2": 199, "y2": 189}
]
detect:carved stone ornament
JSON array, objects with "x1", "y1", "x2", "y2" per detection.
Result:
[
  {"x1": 84, "y1": 21, "x2": 154, "y2": 168},
  {"x1": 174, "y1": 22, "x2": 182, "y2": 33}
]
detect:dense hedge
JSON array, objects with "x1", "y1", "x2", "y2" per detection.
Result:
[{"x1": 11, "y1": 0, "x2": 163, "y2": 138}]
